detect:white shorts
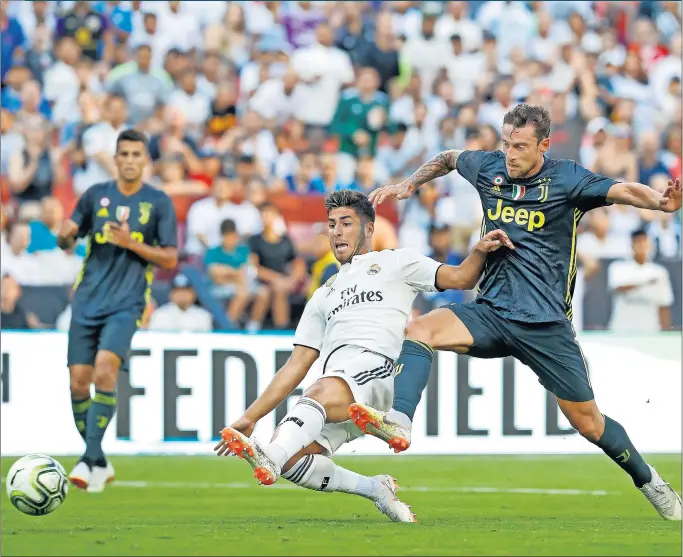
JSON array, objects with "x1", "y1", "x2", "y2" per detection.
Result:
[{"x1": 314, "y1": 345, "x2": 395, "y2": 456}]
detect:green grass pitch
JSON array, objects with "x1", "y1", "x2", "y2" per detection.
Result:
[{"x1": 1, "y1": 454, "x2": 681, "y2": 556}]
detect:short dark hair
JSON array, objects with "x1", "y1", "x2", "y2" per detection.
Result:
[
  {"x1": 325, "y1": 190, "x2": 375, "y2": 223},
  {"x1": 631, "y1": 228, "x2": 648, "y2": 242},
  {"x1": 258, "y1": 201, "x2": 278, "y2": 213},
  {"x1": 220, "y1": 219, "x2": 237, "y2": 235},
  {"x1": 116, "y1": 129, "x2": 148, "y2": 152},
  {"x1": 502, "y1": 104, "x2": 552, "y2": 142}
]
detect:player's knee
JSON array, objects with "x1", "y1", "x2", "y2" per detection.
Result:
[
  {"x1": 405, "y1": 316, "x2": 434, "y2": 345},
  {"x1": 303, "y1": 378, "x2": 352, "y2": 420},
  {"x1": 92, "y1": 351, "x2": 121, "y2": 389},
  {"x1": 69, "y1": 376, "x2": 90, "y2": 398}
]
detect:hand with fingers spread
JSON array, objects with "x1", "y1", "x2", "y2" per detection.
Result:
[
  {"x1": 368, "y1": 180, "x2": 416, "y2": 207},
  {"x1": 214, "y1": 415, "x2": 257, "y2": 456},
  {"x1": 474, "y1": 229, "x2": 515, "y2": 254},
  {"x1": 659, "y1": 178, "x2": 681, "y2": 213}
]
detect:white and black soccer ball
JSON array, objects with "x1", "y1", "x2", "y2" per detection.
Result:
[{"x1": 6, "y1": 454, "x2": 69, "y2": 516}]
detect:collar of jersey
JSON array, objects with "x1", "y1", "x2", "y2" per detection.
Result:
[{"x1": 340, "y1": 250, "x2": 373, "y2": 270}]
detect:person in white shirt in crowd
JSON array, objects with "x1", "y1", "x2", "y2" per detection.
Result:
[
  {"x1": 1, "y1": 222, "x2": 36, "y2": 285},
  {"x1": 147, "y1": 272, "x2": 213, "y2": 332},
  {"x1": 166, "y1": 68, "x2": 211, "y2": 137},
  {"x1": 290, "y1": 23, "x2": 355, "y2": 128},
  {"x1": 249, "y1": 65, "x2": 307, "y2": 127},
  {"x1": 434, "y1": 1, "x2": 482, "y2": 52},
  {"x1": 129, "y1": 10, "x2": 170, "y2": 71},
  {"x1": 185, "y1": 175, "x2": 262, "y2": 257},
  {"x1": 608, "y1": 228, "x2": 674, "y2": 332},
  {"x1": 77, "y1": 93, "x2": 128, "y2": 195}
]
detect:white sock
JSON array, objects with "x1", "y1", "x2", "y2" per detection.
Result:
[
  {"x1": 282, "y1": 454, "x2": 377, "y2": 500},
  {"x1": 264, "y1": 397, "x2": 327, "y2": 470},
  {"x1": 387, "y1": 408, "x2": 412, "y2": 428}
]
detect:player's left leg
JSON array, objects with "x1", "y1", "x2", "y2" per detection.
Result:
[
  {"x1": 280, "y1": 439, "x2": 415, "y2": 522},
  {"x1": 510, "y1": 320, "x2": 681, "y2": 521},
  {"x1": 83, "y1": 311, "x2": 139, "y2": 492}
]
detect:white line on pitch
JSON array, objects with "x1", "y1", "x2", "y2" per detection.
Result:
[{"x1": 111, "y1": 480, "x2": 619, "y2": 496}]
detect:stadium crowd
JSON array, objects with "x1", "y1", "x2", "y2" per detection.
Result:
[{"x1": 1, "y1": 0, "x2": 681, "y2": 333}]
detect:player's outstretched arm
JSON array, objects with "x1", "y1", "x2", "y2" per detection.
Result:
[
  {"x1": 435, "y1": 230, "x2": 514, "y2": 291},
  {"x1": 215, "y1": 346, "x2": 319, "y2": 445},
  {"x1": 369, "y1": 149, "x2": 464, "y2": 206},
  {"x1": 606, "y1": 178, "x2": 682, "y2": 213}
]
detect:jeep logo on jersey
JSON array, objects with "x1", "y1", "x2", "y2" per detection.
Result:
[
  {"x1": 487, "y1": 199, "x2": 545, "y2": 231},
  {"x1": 367, "y1": 264, "x2": 381, "y2": 275},
  {"x1": 327, "y1": 285, "x2": 384, "y2": 319}
]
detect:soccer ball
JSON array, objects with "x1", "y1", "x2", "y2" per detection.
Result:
[{"x1": 6, "y1": 454, "x2": 69, "y2": 516}]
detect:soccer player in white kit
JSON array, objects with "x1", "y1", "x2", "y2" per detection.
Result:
[{"x1": 214, "y1": 190, "x2": 513, "y2": 522}]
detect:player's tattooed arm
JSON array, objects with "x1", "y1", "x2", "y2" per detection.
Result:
[
  {"x1": 57, "y1": 220, "x2": 79, "y2": 250},
  {"x1": 607, "y1": 178, "x2": 681, "y2": 213},
  {"x1": 435, "y1": 230, "x2": 514, "y2": 290},
  {"x1": 368, "y1": 149, "x2": 464, "y2": 206}
]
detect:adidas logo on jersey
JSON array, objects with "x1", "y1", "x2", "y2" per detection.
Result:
[{"x1": 96, "y1": 207, "x2": 109, "y2": 218}]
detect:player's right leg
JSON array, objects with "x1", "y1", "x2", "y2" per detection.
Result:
[
  {"x1": 222, "y1": 374, "x2": 354, "y2": 485},
  {"x1": 83, "y1": 311, "x2": 138, "y2": 492},
  {"x1": 66, "y1": 316, "x2": 100, "y2": 489},
  {"x1": 350, "y1": 302, "x2": 507, "y2": 452}
]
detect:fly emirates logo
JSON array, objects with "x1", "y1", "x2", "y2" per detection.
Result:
[{"x1": 327, "y1": 285, "x2": 384, "y2": 320}]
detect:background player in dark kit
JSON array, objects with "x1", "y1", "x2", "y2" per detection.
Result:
[{"x1": 58, "y1": 129, "x2": 178, "y2": 492}]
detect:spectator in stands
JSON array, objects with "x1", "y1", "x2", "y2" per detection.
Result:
[
  {"x1": 55, "y1": 1, "x2": 113, "y2": 64},
  {"x1": 310, "y1": 153, "x2": 345, "y2": 193},
  {"x1": 1, "y1": 222, "x2": 34, "y2": 285},
  {"x1": 167, "y1": 68, "x2": 211, "y2": 137},
  {"x1": 608, "y1": 229, "x2": 674, "y2": 332},
  {"x1": 248, "y1": 202, "x2": 306, "y2": 331},
  {"x1": 185, "y1": 175, "x2": 262, "y2": 256},
  {"x1": 593, "y1": 124, "x2": 638, "y2": 183},
  {"x1": 149, "y1": 106, "x2": 203, "y2": 176},
  {"x1": 307, "y1": 223, "x2": 339, "y2": 300},
  {"x1": 0, "y1": 1, "x2": 26, "y2": 83},
  {"x1": 577, "y1": 207, "x2": 632, "y2": 264},
  {"x1": 637, "y1": 130, "x2": 671, "y2": 185},
  {"x1": 280, "y1": 151, "x2": 323, "y2": 194},
  {"x1": 330, "y1": 66, "x2": 389, "y2": 183},
  {"x1": 290, "y1": 23, "x2": 355, "y2": 129},
  {"x1": 7, "y1": 117, "x2": 64, "y2": 207},
  {"x1": 7, "y1": 79, "x2": 52, "y2": 125},
  {"x1": 27, "y1": 196, "x2": 81, "y2": 256},
  {"x1": 43, "y1": 37, "x2": 85, "y2": 126},
  {"x1": 356, "y1": 11, "x2": 400, "y2": 94},
  {"x1": 78, "y1": 92, "x2": 128, "y2": 195},
  {"x1": 0, "y1": 274, "x2": 41, "y2": 330},
  {"x1": 346, "y1": 155, "x2": 381, "y2": 194},
  {"x1": 156, "y1": 156, "x2": 208, "y2": 197},
  {"x1": 108, "y1": 44, "x2": 172, "y2": 127},
  {"x1": 204, "y1": 218, "x2": 260, "y2": 329},
  {"x1": 25, "y1": 20, "x2": 56, "y2": 86},
  {"x1": 147, "y1": 272, "x2": 213, "y2": 332}
]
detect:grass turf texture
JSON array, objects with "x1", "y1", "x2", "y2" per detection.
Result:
[{"x1": 1, "y1": 454, "x2": 681, "y2": 556}]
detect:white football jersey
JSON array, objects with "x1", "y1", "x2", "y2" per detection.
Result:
[{"x1": 293, "y1": 249, "x2": 443, "y2": 366}]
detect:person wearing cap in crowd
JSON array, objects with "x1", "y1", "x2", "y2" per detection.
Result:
[{"x1": 147, "y1": 272, "x2": 213, "y2": 332}]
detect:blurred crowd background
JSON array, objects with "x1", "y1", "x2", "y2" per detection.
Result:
[{"x1": 1, "y1": 0, "x2": 681, "y2": 334}]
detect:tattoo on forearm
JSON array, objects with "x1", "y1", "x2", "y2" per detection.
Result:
[{"x1": 405, "y1": 150, "x2": 463, "y2": 189}]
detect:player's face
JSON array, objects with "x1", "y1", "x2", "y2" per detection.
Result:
[
  {"x1": 115, "y1": 140, "x2": 148, "y2": 182},
  {"x1": 327, "y1": 207, "x2": 372, "y2": 264},
  {"x1": 501, "y1": 123, "x2": 549, "y2": 179}
]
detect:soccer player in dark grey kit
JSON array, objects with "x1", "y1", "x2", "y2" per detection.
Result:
[
  {"x1": 58, "y1": 129, "x2": 178, "y2": 492},
  {"x1": 349, "y1": 104, "x2": 682, "y2": 520}
]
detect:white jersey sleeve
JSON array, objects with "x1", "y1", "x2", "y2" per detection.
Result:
[
  {"x1": 395, "y1": 248, "x2": 443, "y2": 292},
  {"x1": 293, "y1": 288, "x2": 326, "y2": 352}
]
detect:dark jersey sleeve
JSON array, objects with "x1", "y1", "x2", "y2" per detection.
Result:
[
  {"x1": 565, "y1": 161, "x2": 619, "y2": 212},
  {"x1": 70, "y1": 187, "x2": 94, "y2": 239},
  {"x1": 155, "y1": 195, "x2": 178, "y2": 247},
  {"x1": 455, "y1": 150, "x2": 489, "y2": 187}
]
